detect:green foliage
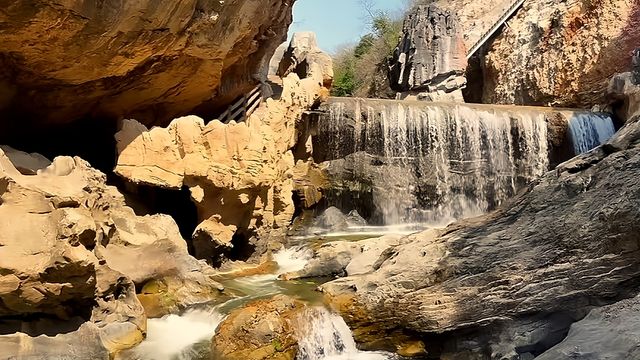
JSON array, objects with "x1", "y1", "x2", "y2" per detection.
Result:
[{"x1": 330, "y1": 8, "x2": 403, "y2": 98}]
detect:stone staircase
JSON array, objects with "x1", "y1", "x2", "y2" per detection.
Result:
[{"x1": 466, "y1": 0, "x2": 526, "y2": 58}]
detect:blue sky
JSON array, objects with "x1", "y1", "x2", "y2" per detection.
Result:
[{"x1": 289, "y1": 0, "x2": 405, "y2": 54}]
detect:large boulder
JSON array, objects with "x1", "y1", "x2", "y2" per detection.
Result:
[
  {"x1": 322, "y1": 116, "x2": 640, "y2": 358},
  {"x1": 390, "y1": 4, "x2": 468, "y2": 101},
  {"x1": 0, "y1": 0, "x2": 294, "y2": 131},
  {"x1": 482, "y1": 0, "x2": 640, "y2": 107},
  {"x1": 211, "y1": 295, "x2": 306, "y2": 360},
  {"x1": 0, "y1": 147, "x2": 224, "y2": 357},
  {"x1": 114, "y1": 37, "x2": 333, "y2": 265}
]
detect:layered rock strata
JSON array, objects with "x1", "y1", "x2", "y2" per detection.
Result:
[
  {"x1": 0, "y1": 0, "x2": 295, "y2": 130},
  {"x1": 0, "y1": 147, "x2": 222, "y2": 358},
  {"x1": 322, "y1": 116, "x2": 640, "y2": 358}
]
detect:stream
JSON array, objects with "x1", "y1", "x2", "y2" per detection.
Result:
[{"x1": 123, "y1": 231, "x2": 404, "y2": 360}]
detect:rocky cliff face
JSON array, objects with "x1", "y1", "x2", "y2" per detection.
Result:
[
  {"x1": 390, "y1": 4, "x2": 467, "y2": 101},
  {"x1": 482, "y1": 0, "x2": 639, "y2": 107},
  {"x1": 321, "y1": 114, "x2": 640, "y2": 358},
  {"x1": 0, "y1": 0, "x2": 294, "y2": 132}
]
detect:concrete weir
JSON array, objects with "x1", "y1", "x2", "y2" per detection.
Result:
[{"x1": 312, "y1": 97, "x2": 616, "y2": 225}]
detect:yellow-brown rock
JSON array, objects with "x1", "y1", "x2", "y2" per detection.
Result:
[
  {"x1": 211, "y1": 295, "x2": 306, "y2": 360},
  {"x1": 115, "y1": 48, "x2": 332, "y2": 263},
  {"x1": 0, "y1": 0, "x2": 294, "y2": 131}
]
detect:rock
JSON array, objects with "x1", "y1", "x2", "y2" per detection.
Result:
[
  {"x1": 292, "y1": 160, "x2": 327, "y2": 210},
  {"x1": 482, "y1": 0, "x2": 640, "y2": 107},
  {"x1": 0, "y1": 146, "x2": 224, "y2": 356},
  {"x1": 0, "y1": 0, "x2": 295, "y2": 130},
  {"x1": 211, "y1": 295, "x2": 306, "y2": 360},
  {"x1": 280, "y1": 234, "x2": 404, "y2": 280},
  {"x1": 536, "y1": 294, "x2": 640, "y2": 359},
  {"x1": 312, "y1": 207, "x2": 367, "y2": 233},
  {"x1": 390, "y1": 4, "x2": 467, "y2": 98},
  {"x1": 321, "y1": 116, "x2": 640, "y2": 358},
  {"x1": 115, "y1": 38, "x2": 333, "y2": 264},
  {"x1": 0, "y1": 150, "x2": 147, "y2": 357},
  {"x1": 278, "y1": 32, "x2": 334, "y2": 88},
  {"x1": 608, "y1": 71, "x2": 640, "y2": 123}
]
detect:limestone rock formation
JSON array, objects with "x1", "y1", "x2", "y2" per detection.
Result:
[
  {"x1": 390, "y1": 4, "x2": 468, "y2": 101},
  {"x1": 0, "y1": 0, "x2": 294, "y2": 131},
  {"x1": 321, "y1": 116, "x2": 640, "y2": 358},
  {"x1": 0, "y1": 147, "x2": 223, "y2": 357},
  {"x1": 482, "y1": 0, "x2": 640, "y2": 107},
  {"x1": 211, "y1": 295, "x2": 306, "y2": 360},
  {"x1": 115, "y1": 37, "x2": 333, "y2": 265},
  {"x1": 278, "y1": 32, "x2": 334, "y2": 89}
]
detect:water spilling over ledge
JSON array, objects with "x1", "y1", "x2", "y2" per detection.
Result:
[{"x1": 313, "y1": 98, "x2": 616, "y2": 225}]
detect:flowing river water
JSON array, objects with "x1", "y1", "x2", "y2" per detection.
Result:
[{"x1": 124, "y1": 243, "x2": 399, "y2": 360}]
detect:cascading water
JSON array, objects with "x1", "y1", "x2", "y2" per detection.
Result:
[
  {"x1": 316, "y1": 99, "x2": 551, "y2": 225},
  {"x1": 568, "y1": 112, "x2": 616, "y2": 154},
  {"x1": 130, "y1": 309, "x2": 226, "y2": 360},
  {"x1": 295, "y1": 307, "x2": 395, "y2": 360}
]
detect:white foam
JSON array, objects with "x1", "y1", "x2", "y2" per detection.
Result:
[
  {"x1": 295, "y1": 307, "x2": 394, "y2": 360},
  {"x1": 133, "y1": 308, "x2": 225, "y2": 360},
  {"x1": 273, "y1": 246, "x2": 314, "y2": 275}
]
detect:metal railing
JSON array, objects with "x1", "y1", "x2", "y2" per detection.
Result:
[
  {"x1": 218, "y1": 84, "x2": 263, "y2": 123},
  {"x1": 466, "y1": 0, "x2": 526, "y2": 59}
]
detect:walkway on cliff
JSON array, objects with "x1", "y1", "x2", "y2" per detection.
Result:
[{"x1": 466, "y1": 0, "x2": 525, "y2": 58}]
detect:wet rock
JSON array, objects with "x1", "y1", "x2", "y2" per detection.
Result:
[
  {"x1": 280, "y1": 234, "x2": 404, "y2": 280},
  {"x1": 312, "y1": 207, "x2": 367, "y2": 233},
  {"x1": 390, "y1": 4, "x2": 467, "y2": 99},
  {"x1": 211, "y1": 295, "x2": 306, "y2": 360},
  {"x1": 0, "y1": 0, "x2": 295, "y2": 128},
  {"x1": 321, "y1": 116, "x2": 640, "y2": 358}
]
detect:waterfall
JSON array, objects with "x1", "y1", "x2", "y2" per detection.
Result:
[
  {"x1": 295, "y1": 307, "x2": 394, "y2": 360},
  {"x1": 130, "y1": 308, "x2": 225, "y2": 360},
  {"x1": 568, "y1": 113, "x2": 616, "y2": 154},
  {"x1": 317, "y1": 100, "x2": 550, "y2": 225}
]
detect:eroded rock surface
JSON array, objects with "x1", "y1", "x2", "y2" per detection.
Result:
[
  {"x1": 322, "y1": 116, "x2": 640, "y2": 358},
  {"x1": 0, "y1": 147, "x2": 222, "y2": 358},
  {"x1": 390, "y1": 4, "x2": 467, "y2": 101},
  {"x1": 115, "y1": 36, "x2": 333, "y2": 264},
  {"x1": 482, "y1": 0, "x2": 640, "y2": 107},
  {"x1": 211, "y1": 295, "x2": 306, "y2": 360},
  {"x1": 0, "y1": 0, "x2": 294, "y2": 130}
]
